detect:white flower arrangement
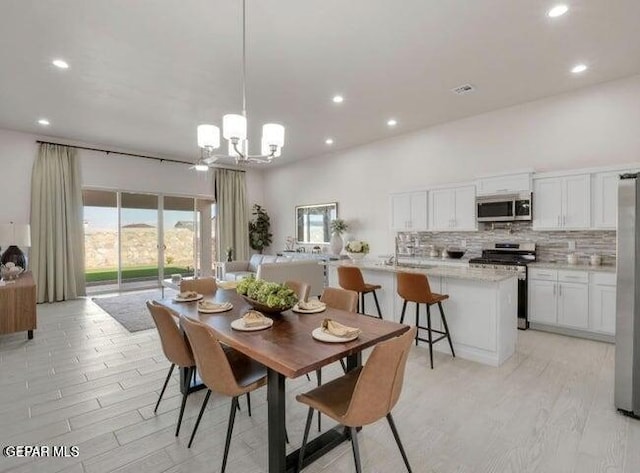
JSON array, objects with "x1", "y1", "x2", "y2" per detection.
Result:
[{"x1": 345, "y1": 240, "x2": 370, "y2": 254}]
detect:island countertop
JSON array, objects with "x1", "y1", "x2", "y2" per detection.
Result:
[{"x1": 324, "y1": 259, "x2": 516, "y2": 283}]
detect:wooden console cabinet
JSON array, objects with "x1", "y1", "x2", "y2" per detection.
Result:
[{"x1": 0, "y1": 271, "x2": 36, "y2": 339}]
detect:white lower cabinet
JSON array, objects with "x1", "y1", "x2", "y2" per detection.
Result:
[{"x1": 529, "y1": 268, "x2": 616, "y2": 337}]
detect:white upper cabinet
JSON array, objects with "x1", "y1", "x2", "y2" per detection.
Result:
[
  {"x1": 533, "y1": 174, "x2": 590, "y2": 230},
  {"x1": 390, "y1": 191, "x2": 428, "y2": 231},
  {"x1": 476, "y1": 172, "x2": 532, "y2": 195},
  {"x1": 592, "y1": 171, "x2": 620, "y2": 229},
  {"x1": 428, "y1": 185, "x2": 476, "y2": 231}
]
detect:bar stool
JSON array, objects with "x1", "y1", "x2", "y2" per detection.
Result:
[
  {"x1": 337, "y1": 266, "x2": 383, "y2": 319},
  {"x1": 396, "y1": 272, "x2": 455, "y2": 369}
]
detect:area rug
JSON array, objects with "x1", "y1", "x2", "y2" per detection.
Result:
[{"x1": 92, "y1": 289, "x2": 175, "y2": 332}]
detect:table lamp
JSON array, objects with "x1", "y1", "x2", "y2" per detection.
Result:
[{"x1": 0, "y1": 222, "x2": 31, "y2": 269}]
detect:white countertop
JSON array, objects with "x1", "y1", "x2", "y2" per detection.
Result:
[
  {"x1": 529, "y1": 262, "x2": 616, "y2": 273},
  {"x1": 325, "y1": 259, "x2": 516, "y2": 282}
]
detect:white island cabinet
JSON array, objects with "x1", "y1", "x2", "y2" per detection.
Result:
[{"x1": 326, "y1": 261, "x2": 518, "y2": 367}]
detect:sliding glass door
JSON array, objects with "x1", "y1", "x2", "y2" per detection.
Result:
[{"x1": 83, "y1": 190, "x2": 212, "y2": 294}]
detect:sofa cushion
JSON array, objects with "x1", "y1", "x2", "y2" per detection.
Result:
[
  {"x1": 224, "y1": 271, "x2": 255, "y2": 281},
  {"x1": 256, "y1": 260, "x2": 325, "y2": 297},
  {"x1": 275, "y1": 255, "x2": 293, "y2": 263},
  {"x1": 248, "y1": 254, "x2": 264, "y2": 272},
  {"x1": 261, "y1": 255, "x2": 277, "y2": 264}
]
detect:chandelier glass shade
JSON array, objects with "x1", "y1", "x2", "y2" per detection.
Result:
[{"x1": 195, "y1": 0, "x2": 285, "y2": 167}]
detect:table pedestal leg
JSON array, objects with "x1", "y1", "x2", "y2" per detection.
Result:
[{"x1": 268, "y1": 368, "x2": 286, "y2": 473}]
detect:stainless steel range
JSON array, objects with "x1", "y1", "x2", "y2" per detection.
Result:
[{"x1": 469, "y1": 243, "x2": 536, "y2": 330}]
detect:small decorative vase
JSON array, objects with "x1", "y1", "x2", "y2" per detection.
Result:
[
  {"x1": 329, "y1": 233, "x2": 343, "y2": 255},
  {"x1": 347, "y1": 252, "x2": 365, "y2": 262}
]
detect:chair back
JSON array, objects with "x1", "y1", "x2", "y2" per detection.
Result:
[
  {"x1": 320, "y1": 287, "x2": 358, "y2": 312},
  {"x1": 337, "y1": 266, "x2": 367, "y2": 292},
  {"x1": 146, "y1": 301, "x2": 194, "y2": 368},
  {"x1": 285, "y1": 280, "x2": 310, "y2": 302},
  {"x1": 343, "y1": 327, "x2": 416, "y2": 426},
  {"x1": 180, "y1": 316, "x2": 244, "y2": 397},
  {"x1": 180, "y1": 277, "x2": 217, "y2": 296},
  {"x1": 396, "y1": 271, "x2": 434, "y2": 304}
]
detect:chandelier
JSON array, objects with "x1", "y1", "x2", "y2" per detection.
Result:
[{"x1": 195, "y1": 0, "x2": 285, "y2": 168}]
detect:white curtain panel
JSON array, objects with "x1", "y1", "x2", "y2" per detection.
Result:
[
  {"x1": 214, "y1": 169, "x2": 249, "y2": 262},
  {"x1": 31, "y1": 143, "x2": 86, "y2": 302}
]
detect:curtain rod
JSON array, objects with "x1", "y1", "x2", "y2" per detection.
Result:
[{"x1": 35, "y1": 140, "x2": 246, "y2": 173}]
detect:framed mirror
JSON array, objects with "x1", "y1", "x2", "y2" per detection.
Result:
[{"x1": 295, "y1": 202, "x2": 338, "y2": 244}]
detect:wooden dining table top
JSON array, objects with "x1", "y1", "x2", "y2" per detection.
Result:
[{"x1": 158, "y1": 289, "x2": 409, "y2": 379}]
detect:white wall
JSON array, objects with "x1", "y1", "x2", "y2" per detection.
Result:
[
  {"x1": 0, "y1": 128, "x2": 265, "y2": 226},
  {"x1": 262, "y1": 74, "x2": 640, "y2": 255}
]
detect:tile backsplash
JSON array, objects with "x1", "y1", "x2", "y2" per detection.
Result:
[{"x1": 398, "y1": 222, "x2": 616, "y2": 266}]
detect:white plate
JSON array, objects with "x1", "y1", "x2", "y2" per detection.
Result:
[
  {"x1": 173, "y1": 294, "x2": 204, "y2": 302},
  {"x1": 198, "y1": 302, "x2": 233, "y2": 313},
  {"x1": 291, "y1": 302, "x2": 326, "y2": 314},
  {"x1": 311, "y1": 327, "x2": 359, "y2": 343},
  {"x1": 230, "y1": 318, "x2": 274, "y2": 331}
]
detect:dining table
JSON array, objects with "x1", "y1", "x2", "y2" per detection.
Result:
[{"x1": 157, "y1": 288, "x2": 409, "y2": 473}]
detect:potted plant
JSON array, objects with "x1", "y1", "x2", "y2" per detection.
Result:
[
  {"x1": 248, "y1": 204, "x2": 273, "y2": 254},
  {"x1": 345, "y1": 240, "x2": 370, "y2": 262},
  {"x1": 329, "y1": 219, "x2": 349, "y2": 255}
]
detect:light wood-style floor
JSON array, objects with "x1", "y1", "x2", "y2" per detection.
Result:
[{"x1": 1, "y1": 298, "x2": 639, "y2": 473}]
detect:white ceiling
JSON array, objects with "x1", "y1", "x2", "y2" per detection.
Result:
[{"x1": 1, "y1": 0, "x2": 640, "y2": 166}]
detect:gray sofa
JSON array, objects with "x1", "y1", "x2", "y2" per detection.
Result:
[{"x1": 222, "y1": 254, "x2": 325, "y2": 297}]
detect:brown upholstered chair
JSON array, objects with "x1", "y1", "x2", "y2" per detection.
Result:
[
  {"x1": 337, "y1": 266, "x2": 383, "y2": 318},
  {"x1": 181, "y1": 316, "x2": 267, "y2": 473},
  {"x1": 296, "y1": 327, "x2": 417, "y2": 473},
  {"x1": 179, "y1": 277, "x2": 217, "y2": 296},
  {"x1": 320, "y1": 286, "x2": 358, "y2": 312},
  {"x1": 396, "y1": 272, "x2": 455, "y2": 369},
  {"x1": 146, "y1": 300, "x2": 196, "y2": 437},
  {"x1": 285, "y1": 280, "x2": 311, "y2": 302}
]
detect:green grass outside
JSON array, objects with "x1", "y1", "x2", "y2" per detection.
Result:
[{"x1": 85, "y1": 265, "x2": 192, "y2": 283}]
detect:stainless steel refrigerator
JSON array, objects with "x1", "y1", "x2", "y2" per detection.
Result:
[{"x1": 615, "y1": 173, "x2": 640, "y2": 418}]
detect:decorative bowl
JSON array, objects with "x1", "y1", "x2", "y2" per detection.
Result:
[
  {"x1": 1, "y1": 265, "x2": 24, "y2": 281},
  {"x1": 241, "y1": 295, "x2": 294, "y2": 315},
  {"x1": 446, "y1": 248, "x2": 466, "y2": 259},
  {"x1": 347, "y1": 252, "x2": 366, "y2": 262}
]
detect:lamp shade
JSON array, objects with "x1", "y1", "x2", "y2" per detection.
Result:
[
  {"x1": 262, "y1": 123, "x2": 285, "y2": 148},
  {"x1": 197, "y1": 124, "x2": 220, "y2": 149},
  {"x1": 222, "y1": 114, "x2": 247, "y2": 141},
  {"x1": 0, "y1": 223, "x2": 30, "y2": 247}
]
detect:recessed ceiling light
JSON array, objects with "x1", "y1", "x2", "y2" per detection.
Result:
[
  {"x1": 38, "y1": 118, "x2": 50, "y2": 126},
  {"x1": 52, "y1": 59, "x2": 69, "y2": 69},
  {"x1": 387, "y1": 119, "x2": 398, "y2": 127},
  {"x1": 547, "y1": 4, "x2": 569, "y2": 18},
  {"x1": 325, "y1": 138, "x2": 334, "y2": 145},
  {"x1": 571, "y1": 63, "x2": 588, "y2": 74},
  {"x1": 332, "y1": 95, "x2": 344, "y2": 104}
]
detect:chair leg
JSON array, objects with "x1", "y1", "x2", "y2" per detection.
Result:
[
  {"x1": 155, "y1": 363, "x2": 175, "y2": 413},
  {"x1": 176, "y1": 366, "x2": 192, "y2": 436},
  {"x1": 426, "y1": 304, "x2": 434, "y2": 369},
  {"x1": 246, "y1": 392, "x2": 252, "y2": 417},
  {"x1": 439, "y1": 301, "x2": 456, "y2": 358},
  {"x1": 187, "y1": 389, "x2": 211, "y2": 448},
  {"x1": 414, "y1": 303, "x2": 420, "y2": 347},
  {"x1": 400, "y1": 299, "x2": 407, "y2": 324},
  {"x1": 372, "y1": 290, "x2": 383, "y2": 319},
  {"x1": 305, "y1": 373, "x2": 311, "y2": 381},
  {"x1": 221, "y1": 397, "x2": 239, "y2": 473},
  {"x1": 361, "y1": 292, "x2": 366, "y2": 315},
  {"x1": 339, "y1": 358, "x2": 347, "y2": 373},
  {"x1": 297, "y1": 407, "x2": 315, "y2": 473},
  {"x1": 316, "y1": 369, "x2": 322, "y2": 432},
  {"x1": 386, "y1": 413, "x2": 412, "y2": 473},
  {"x1": 350, "y1": 426, "x2": 363, "y2": 473}
]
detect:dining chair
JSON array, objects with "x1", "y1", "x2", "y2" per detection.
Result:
[
  {"x1": 146, "y1": 300, "x2": 196, "y2": 437},
  {"x1": 396, "y1": 271, "x2": 455, "y2": 369},
  {"x1": 180, "y1": 316, "x2": 267, "y2": 473},
  {"x1": 285, "y1": 279, "x2": 311, "y2": 302},
  {"x1": 296, "y1": 326, "x2": 416, "y2": 473},
  {"x1": 313, "y1": 287, "x2": 359, "y2": 431},
  {"x1": 179, "y1": 277, "x2": 217, "y2": 296},
  {"x1": 337, "y1": 266, "x2": 383, "y2": 318}
]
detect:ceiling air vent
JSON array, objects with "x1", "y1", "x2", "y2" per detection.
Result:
[{"x1": 451, "y1": 84, "x2": 475, "y2": 95}]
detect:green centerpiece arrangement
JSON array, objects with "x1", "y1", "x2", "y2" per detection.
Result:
[{"x1": 236, "y1": 276, "x2": 298, "y2": 314}]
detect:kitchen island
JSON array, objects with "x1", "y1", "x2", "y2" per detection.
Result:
[{"x1": 326, "y1": 260, "x2": 518, "y2": 366}]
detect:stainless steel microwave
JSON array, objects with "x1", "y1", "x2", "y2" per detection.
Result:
[{"x1": 476, "y1": 192, "x2": 532, "y2": 222}]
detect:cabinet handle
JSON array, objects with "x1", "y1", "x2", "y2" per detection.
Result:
[
  {"x1": 563, "y1": 215, "x2": 566, "y2": 226},
  {"x1": 559, "y1": 284, "x2": 562, "y2": 296},
  {"x1": 553, "y1": 284, "x2": 556, "y2": 296},
  {"x1": 557, "y1": 215, "x2": 560, "y2": 226}
]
